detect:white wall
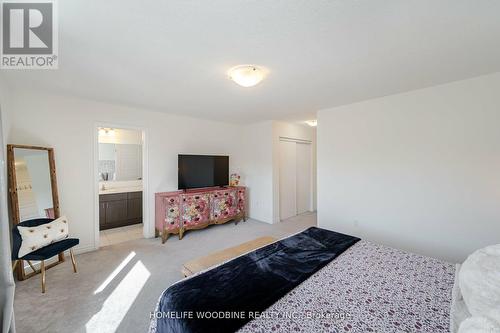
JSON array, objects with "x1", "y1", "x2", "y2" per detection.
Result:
[
  {"x1": 317, "y1": 72, "x2": 500, "y2": 263},
  {"x1": 239, "y1": 121, "x2": 274, "y2": 223},
  {"x1": 0, "y1": 79, "x2": 9, "y2": 156},
  {"x1": 272, "y1": 122, "x2": 316, "y2": 223},
  {"x1": 236, "y1": 121, "x2": 317, "y2": 224},
  {"x1": 2, "y1": 90, "x2": 246, "y2": 253},
  {"x1": 1, "y1": 88, "x2": 316, "y2": 250},
  {"x1": 0, "y1": 78, "x2": 16, "y2": 333}
]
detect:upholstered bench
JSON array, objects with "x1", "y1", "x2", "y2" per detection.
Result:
[{"x1": 181, "y1": 236, "x2": 277, "y2": 277}]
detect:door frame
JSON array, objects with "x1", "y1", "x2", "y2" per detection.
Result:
[
  {"x1": 92, "y1": 122, "x2": 149, "y2": 249},
  {"x1": 278, "y1": 137, "x2": 313, "y2": 221}
]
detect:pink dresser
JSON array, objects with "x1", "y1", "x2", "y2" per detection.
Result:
[{"x1": 155, "y1": 186, "x2": 246, "y2": 243}]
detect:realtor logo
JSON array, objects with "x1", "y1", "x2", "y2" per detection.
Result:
[{"x1": 1, "y1": 0, "x2": 58, "y2": 69}]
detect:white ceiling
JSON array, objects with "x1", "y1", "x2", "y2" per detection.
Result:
[{"x1": 2, "y1": 0, "x2": 500, "y2": 123}]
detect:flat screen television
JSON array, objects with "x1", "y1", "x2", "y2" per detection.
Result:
[{"x1": 178, "y1": 154, "x2": 229, "y2": 190}]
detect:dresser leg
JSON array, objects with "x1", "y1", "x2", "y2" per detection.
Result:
[
  {"x1": 161, "y1": 229, "x2": 169, "y2": 244},
  {"x1": 179, "y1": 228, "x2": 184, "y2": 240}
]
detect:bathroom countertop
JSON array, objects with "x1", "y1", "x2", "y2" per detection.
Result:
[{"x1": 99, "y1": 186, "x2": 143, "y2": 195}]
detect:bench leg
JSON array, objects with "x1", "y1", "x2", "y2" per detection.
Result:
[
  {"x1": 12, "y1": 260, "x2": 18, "y2": 273},
  {"x1": 41, "y1": 260, "x2": 46, "y2": 293},
  {"x1": 27, "y1": 260, "x2": 37, "y2": 273},
  {"x1": 69, "y1": 249, "x2": 77, "y2": 273}
]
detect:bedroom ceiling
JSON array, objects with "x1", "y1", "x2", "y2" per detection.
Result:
[{"x1": 2, "y1": 0, "x2": 500, "y2": 123}]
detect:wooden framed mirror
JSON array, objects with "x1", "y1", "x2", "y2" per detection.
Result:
[{"x1": 7, "y1": 144, "x2": 63, "y2": 280}]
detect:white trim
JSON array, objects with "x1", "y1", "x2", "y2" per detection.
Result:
[
  {"x1": 92, "y1": 122, "x2": 150, "y2": 251},
  {"x1": 74, "y1": 244, "x2": 96, "y2": 255}
]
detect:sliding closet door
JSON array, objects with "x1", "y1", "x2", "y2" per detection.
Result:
[
  {"x1": 296, "y1": 142, "x2": 312, "y2": 214},
  {"x1": 279, "y1": 140, "x2": 297, "y2": 220}
]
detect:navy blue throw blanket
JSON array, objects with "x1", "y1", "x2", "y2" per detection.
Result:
[{"x1": 153, "y1": 227, "x2": 360, "y2": 333}]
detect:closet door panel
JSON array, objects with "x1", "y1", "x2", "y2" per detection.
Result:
[
  {"x1": 296, "y1": 142, "x2": 312, "y2": 214},
  {"x1": 279, "y1": 140, "x2": 297, "y2": 220}
]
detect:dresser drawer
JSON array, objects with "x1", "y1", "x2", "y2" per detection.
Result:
[
  {"x1": 236, "y1": 188, "x2": 246, "y2": 213},
  {"x1": 212, "y1": 189, "x2": 237, "y2": 220},
  {"x1": 181, "y1": 193, "x2": 210, "y2": 228},
  {"x1": 164, "y1": 196, "x2": 181, "y2": 231}
]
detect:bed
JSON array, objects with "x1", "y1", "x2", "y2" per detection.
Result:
[{"x1": 149, "y1": 227, "x2": 455, "y2": 333}]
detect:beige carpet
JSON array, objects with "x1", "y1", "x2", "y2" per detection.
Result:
[{"x1": 14, "y1": 213, "x2": 316, "y2": 333}]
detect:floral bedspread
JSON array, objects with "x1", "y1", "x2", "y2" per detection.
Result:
[{"x1": 238, "y1": 241, "x2": 455, "y2": 333}]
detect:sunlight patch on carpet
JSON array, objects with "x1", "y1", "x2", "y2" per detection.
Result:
[
  {"x1": 86, "y1": 260, "x2": 150, "y2": 333},
  {"x1": 94, "y1": 251, "x2": 136, "y2": 294}
]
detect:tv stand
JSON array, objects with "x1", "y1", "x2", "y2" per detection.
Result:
[{"x1": 155, "y1": 186, "x2": 246, "y2": 243}]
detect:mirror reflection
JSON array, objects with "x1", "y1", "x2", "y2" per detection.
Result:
[
  {"x1": 14, "y1": 148, "x2": 54, "y2": 221},
  {"x1": 98, "y1": 128, "x2": 142, "y2": 182},
  {"x1": 98, "y1": 143, "x2": 142, "y2": 181}
]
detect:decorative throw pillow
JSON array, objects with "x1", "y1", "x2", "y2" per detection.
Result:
[
  {"x1": 459, "y1": 244, "x2": 500, "y2": 316},
  {"x1": 18, "y1": 216, "x2": 70, "y2": 258}
]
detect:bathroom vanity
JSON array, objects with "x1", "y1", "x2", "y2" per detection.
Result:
[{"x1": 99, "y1": 188, "x2": 142, "y2": 230}]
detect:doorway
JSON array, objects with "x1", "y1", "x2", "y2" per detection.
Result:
[
  {"x1": 95, "y1": 126, "x2": 146, "y2": 247},
  {"x1": 279, "y1": 138, "x2": 313, "y2": 220}
]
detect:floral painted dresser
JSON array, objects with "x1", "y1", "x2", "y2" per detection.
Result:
[{"x1": 155, "y1": 186, "x2": 246, "y2": 243}]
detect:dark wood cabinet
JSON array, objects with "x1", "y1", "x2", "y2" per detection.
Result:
[
  {"x1": 105, "y1": 200, "x2": 128, "y2": 223},
  {"x1": 99, "y1": 191, "x2": 142, "y2": 230},
  {"x1": 99, "y1": 202, "x2": 106, "y2": 226},
  {"x1": 127, "y1": 192, "x2": 143, "y2": 220}
]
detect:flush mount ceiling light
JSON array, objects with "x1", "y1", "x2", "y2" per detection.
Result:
[
  {"x1": 305, "y1": 120, "x2": 317, "y2": 127},
  {"x1": 228, "y1": 65, "x2": 266, "y2": 87}
]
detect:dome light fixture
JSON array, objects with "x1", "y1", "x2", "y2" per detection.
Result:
[{"x1": 228, "y1": 65, "x2": 266, "y2": 87}]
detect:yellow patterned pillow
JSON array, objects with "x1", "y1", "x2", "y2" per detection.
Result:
[{"x1": 18, "y1": 216, "x2": 70, "y2": 257}]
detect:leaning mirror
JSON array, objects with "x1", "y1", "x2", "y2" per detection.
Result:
[{"x1": 7, "y1": 145, "x2": 61, "y2": 280}]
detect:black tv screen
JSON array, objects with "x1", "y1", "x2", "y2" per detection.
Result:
[{"x1": 178, "y1": 155, "x2": 229, "y2": 189}]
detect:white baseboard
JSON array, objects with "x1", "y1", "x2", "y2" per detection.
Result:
[{"x1": 74, "y1": 243, "x2": 97, "y2": 255}]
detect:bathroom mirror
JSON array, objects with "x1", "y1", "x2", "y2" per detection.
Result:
[
  {"x1": 7, "y1": 144, "x2": 61, "y2": 280},
  {"x1": 98, "y1": 143, "x2": 142, "y2": 181}
]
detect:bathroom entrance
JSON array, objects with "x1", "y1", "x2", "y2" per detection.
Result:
[{"x1": 96, "y1": 127, "x2": 145, "y2": 247}]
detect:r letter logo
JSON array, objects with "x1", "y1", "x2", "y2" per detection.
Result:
[{"x1": 1, "y1": 0, "x2": 58, "y2": 69}]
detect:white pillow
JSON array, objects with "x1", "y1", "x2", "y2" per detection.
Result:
[
  {"x1": 451, "y1": 264, "x2": 472, "y2": 332},
  {"x1": 18, "y1": 216, "x2": 70, "y2": 258},
  {"x1": 458, "y1": 308, "x2": 500, "y2": 333},
  {"x1": 459, "y1": 244, "x2": 500, "y2": 316}
]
